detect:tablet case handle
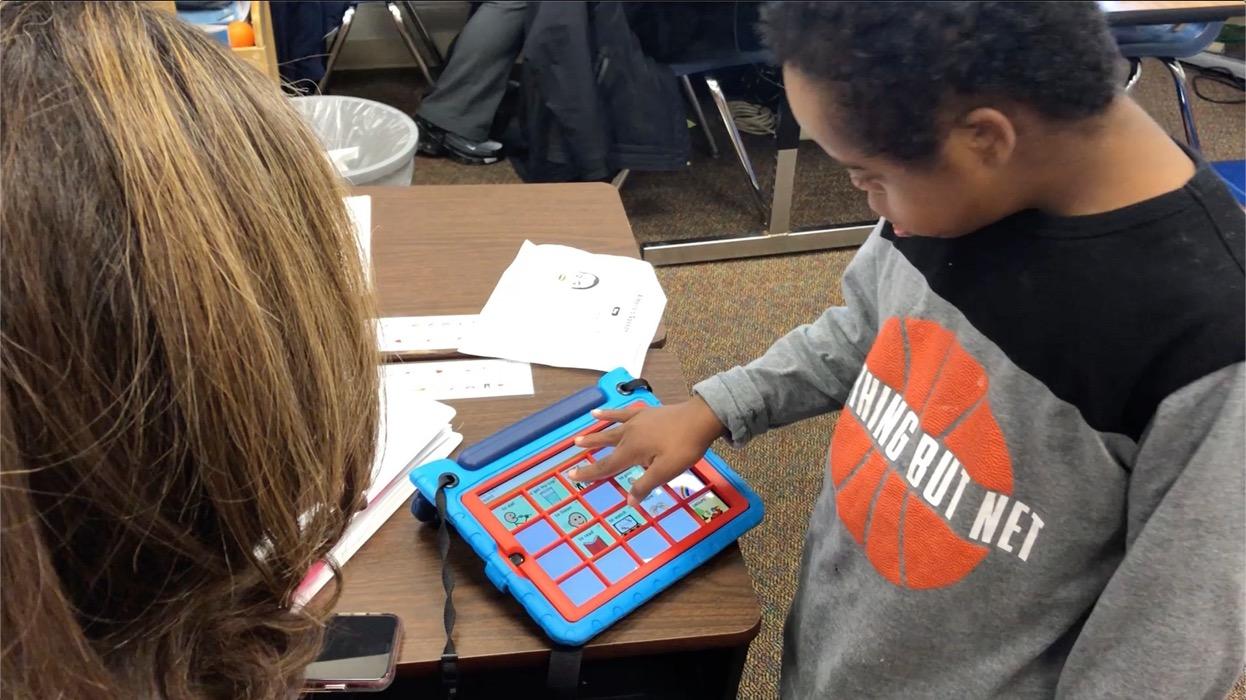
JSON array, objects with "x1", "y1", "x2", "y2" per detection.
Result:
[
  {"x1": 457, "y1": 385, "x2": 607, "y2": 471},
  {"x1": 616, "y1": 377, "x2": 652, "y2": 395}
]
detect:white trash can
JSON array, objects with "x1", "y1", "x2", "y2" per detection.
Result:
[{"x1": 291, "y1": 95, "x2": 418, "y2": 186}]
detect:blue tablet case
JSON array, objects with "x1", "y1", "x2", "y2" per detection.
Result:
[{"x1": 409, "y1": 368, "x2": 763, "y2": 646}]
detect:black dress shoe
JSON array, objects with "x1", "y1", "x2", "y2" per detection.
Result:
[
  {"x1": 416, "y1": 116, "x2": 502, "y2": 165},
  {"x1": 416, "y1": 116, "x2": 446, "y2": 157}
]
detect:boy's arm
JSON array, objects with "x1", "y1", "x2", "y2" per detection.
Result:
[
  {"x1": 692, "y1": 222, "x2": 886, "y2": 446},
  {"x1": 1056, "y1": 363, "x2": 1245, "y2": 699}
]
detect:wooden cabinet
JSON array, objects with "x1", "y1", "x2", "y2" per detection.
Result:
[
  {"x1": 228, "y1": 1, "x2": 278, "y2": 82},
  {"x1": 150, "y1": 1, "x2": 279, "y2": 83}
]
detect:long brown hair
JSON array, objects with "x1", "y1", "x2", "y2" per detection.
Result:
[{"x1": 1, "y1": 2, "x2": 379, "y2": 697}]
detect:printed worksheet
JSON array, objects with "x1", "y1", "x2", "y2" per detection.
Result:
[
  {"x1": 457, "y1": 241, "x2": 666, "y2": 376},
  {"x1": 375, "y1": 314, "x2": 479, "y2": 354},
  {"x1": 382, "y1": 358, "x2": 534, "y2": 401}
]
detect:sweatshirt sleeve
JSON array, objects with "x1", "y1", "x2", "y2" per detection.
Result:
[
  {"x1": 1056, "y1": 362, "x2": 1246, "y2": 699},
  {"x1": 692, "y1": 221, "x2": 885, "y2": 446}
]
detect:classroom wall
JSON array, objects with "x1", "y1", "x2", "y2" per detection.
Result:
[{"x1": 334, "y1": 1, "x2": 469, "y2": 71}]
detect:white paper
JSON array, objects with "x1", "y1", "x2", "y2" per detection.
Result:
[
  {"x1": 370, "y1": 369, "x2": 456, "y2": 494},
  {"x1": 376, "y1": 314, "x2": 479, "y2": 353},
  {"x1": 366, "y1": 424, "x2": 457, "y2": 506},
  {"x1": 293, "y1": 431, "x2": 462, "y2": 608},
  {"x1": 457, "y1": 241, "x2": 665, "y2": 376},
  {"x1": 328, "y1": 146, "x2": 360, "y2": 172},
  {"x1": 382, "y1": 359, "x2": 534, "y2": 401},
  {"x1": 344, "y1": 195, "x2": 372, "y2": 284}
]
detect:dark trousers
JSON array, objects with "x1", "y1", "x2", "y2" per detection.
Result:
[{"x1": 416, "y1": 1, "x2": 527, "y2": 142}]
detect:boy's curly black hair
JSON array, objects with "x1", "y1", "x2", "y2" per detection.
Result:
[{"x1": 760, "y1": 1, "x2": 1122, "y2": 163}]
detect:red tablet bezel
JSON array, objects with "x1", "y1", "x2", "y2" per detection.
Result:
[{"x1": 463, "y1": 403, "x2": 746, "y2": 621}]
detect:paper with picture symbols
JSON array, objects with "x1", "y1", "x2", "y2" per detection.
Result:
[
  {"x1": 381, "y1": 358, "x2": 533, "y2": 401},
  {"x1": 376, "y1": 315, "x2": 479, "y2": 354},
  {"x1": 457, "y1": 241, "x2": 666, "y2": 376}
]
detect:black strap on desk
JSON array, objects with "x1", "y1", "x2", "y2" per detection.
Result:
[
  {"x1": 435, "y1": 473, "x2": 459, "y2": 699},
  {"x1": 433, "y1": 370, "x2": 641, "y2": 700},
  {"x1": 538, "y1": 378, "x2": 645, "y2": 697},
  {"x1": 546, "y1": 645, "x2": 583, "y2": 698}
]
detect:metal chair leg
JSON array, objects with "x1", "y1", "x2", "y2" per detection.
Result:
[
  {"x1": 705, "y1": 75, "x2": 769, "y2": 222},
  {"x1": 1124, "y1": 57, "x2": 1142, "y2": 91},
  {"x1": 1162, "y1": 58, "x2": 1201, "y2": 151},
  {"x1": 402, "y1": 0, "x2": 443, "y2": 66},
  {"x1": 680, "y1": 75, "x2": 720, "y2": 158},
  {"x1": 387, "y1": 1, "x2": 437, "y2": 85},
  {"x1": 318, "y1": 4, "x2": 356, "y2": 94}
]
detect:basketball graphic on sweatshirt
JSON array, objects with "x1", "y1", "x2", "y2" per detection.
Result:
[{"x1": 830, "y1": 317, "x2": 1038, "y2": 589}]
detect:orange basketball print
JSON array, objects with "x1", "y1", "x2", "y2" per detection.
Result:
[{"x1": 830, "y1": 317, "x2": 1014, "y2": 589}]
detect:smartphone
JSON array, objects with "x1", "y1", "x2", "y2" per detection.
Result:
[{"x1": 302, "y1": 613, "x2": 402, "y2": 693}]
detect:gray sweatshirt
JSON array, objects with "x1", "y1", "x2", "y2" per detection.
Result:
[{"x1": 694, "y1": 164, "x2": 1245, "y2": 698}]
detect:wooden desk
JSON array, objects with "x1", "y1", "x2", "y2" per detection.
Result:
[
  {"x1": 361, "y1": 182, "x2": 663, "y2": 350},
  {"x1": 323, "y1": 351, "x2": 757, "y2": 692},
  {"x1": 1100, "y1": 1, "x2": 1244, "y2": 25},
  {"x1": 324, "y1": 184, "x2": 759, "y2": 697},
  {"x1": 326, "y1": 353, "x2": 760, "y2": 668}
]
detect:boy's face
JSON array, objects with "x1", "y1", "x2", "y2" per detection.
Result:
[{"x1": 785, "y1": 65, "x2": 1021, "y2": 238}]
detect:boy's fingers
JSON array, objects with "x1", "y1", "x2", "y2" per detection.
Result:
[
  {"x1": 567, "y1": 449, "x2": 635, "y2": 483},
  {"x1": 591, "y1": 404, "x2": 646, "y2": 424},
  {"x1": 626, "y1": 457, "x2": 681, "y2": 506},
  {"x1": 574, "y1": 427, "x2": 623, "y2": 449}
]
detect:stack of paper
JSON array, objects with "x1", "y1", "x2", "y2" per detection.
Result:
[
  {"x1": 457, "y1": 241, "x2": 666, "y2": 376},
  {"x1": 294, "y1": 366, "x2": 461, "y2": 607}
]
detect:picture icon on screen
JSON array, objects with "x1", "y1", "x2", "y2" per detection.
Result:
[{"x1": 690, "y1": 491, "x2": 728, "y2": 522}]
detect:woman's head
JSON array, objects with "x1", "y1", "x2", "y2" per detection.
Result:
[{"x1": 1, "y1": 2, "x2": 378, "y2": 697}]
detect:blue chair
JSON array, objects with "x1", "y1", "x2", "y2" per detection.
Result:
[
  {"x1": 668, "y1": 50, "x2": 774, "y2": 222},
  {"x1": 1212, "y1": 160, "x2": 1246, "y2": 206},
  {"x1": 1114, "y1": 22, "x2": 1224, "y2": 151}
]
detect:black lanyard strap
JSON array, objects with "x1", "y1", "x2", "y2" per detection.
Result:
[
  {"x1": 435, "y1": 472, "x2": 459, "y2": 698},
  {"x1": 546, "y1": 645, "x2": 583, "y2": 698}
]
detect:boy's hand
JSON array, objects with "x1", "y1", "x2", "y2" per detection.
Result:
[{"x1": 567, "y1": 395, "x2": 727, "y2": 506}]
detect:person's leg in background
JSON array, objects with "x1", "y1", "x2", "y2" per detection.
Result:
[{"x1": 417, "y1": 1, "x2": 527, "y2": 164}]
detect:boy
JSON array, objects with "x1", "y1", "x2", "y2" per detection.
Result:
[{"x1": 569, "y1": 2, "x2": 1245, "y2": 697}]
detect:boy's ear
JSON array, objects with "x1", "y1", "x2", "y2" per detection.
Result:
[{"x1": 954, "y1": 108, "x2": 1017, "y2": 168}]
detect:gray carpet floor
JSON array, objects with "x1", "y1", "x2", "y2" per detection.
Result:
[{"x1": 330, "y1": 63, "x2": 1245, "y2": 699}]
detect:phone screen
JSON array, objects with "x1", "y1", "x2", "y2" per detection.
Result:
[{"x1": 303, "y1": 614, "x2": 399, "y2": 684}]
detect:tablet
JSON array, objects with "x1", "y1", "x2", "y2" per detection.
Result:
[{"x1": 410, "y1": 368, "x2": 763, "y2": 646}]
